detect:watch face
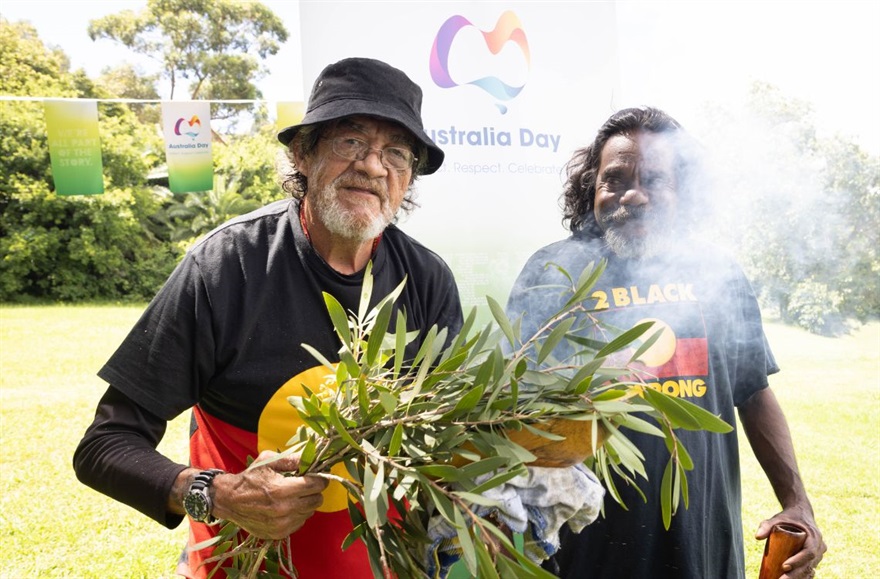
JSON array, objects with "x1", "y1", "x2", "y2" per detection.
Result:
[{"x1": 184, "y1": 490, "x2": 210, "y2": 522}]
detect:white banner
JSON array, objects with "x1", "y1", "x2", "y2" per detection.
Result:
[
  {"x1": 161, "y1": 101, "x2": 214, "y2": 193},
  {"x1": 300, "y1": 2, "x2": 620, "y2": 312}
]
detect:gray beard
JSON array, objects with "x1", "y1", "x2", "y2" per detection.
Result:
[
  {"x1": 311, "y1": 184, "x2": 394, "y2": 242},
  {"x1": 603, "y1": 226, "x2": 662, "y2": 259}
]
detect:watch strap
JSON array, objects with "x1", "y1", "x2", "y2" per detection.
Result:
[
  {"x1": 185, "y1": 468, "x2": 225, "y2": 522},
  {"x1": 191, "y1": 468, "x2": 224, "y2": 491}
]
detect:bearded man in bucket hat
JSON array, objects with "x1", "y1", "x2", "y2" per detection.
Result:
[{"x1": 73, "y1": 57, "x2": 463, "y2": 578}]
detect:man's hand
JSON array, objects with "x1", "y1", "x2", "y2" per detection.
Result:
[
  {"x1": 755, "y1": 505, "x2": 826, "y2": 579},
  {"x1": 210, "y1": 451, "x2": 329, "y2": 540}
]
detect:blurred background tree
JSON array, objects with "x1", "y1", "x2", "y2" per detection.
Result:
[
  {"x1": 87, "y1": 0, "x2": 287, "y2": 125},
  {"x1": 698, "y1": 82, "x2": 880, "y2": 335}
]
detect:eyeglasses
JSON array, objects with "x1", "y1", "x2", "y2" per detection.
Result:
[{"x1": 328, "y1": 137, "x2": 417, "y2": 172}]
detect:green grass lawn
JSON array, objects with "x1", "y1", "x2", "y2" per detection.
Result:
[{"x1": 1, "y1": 305, "x2": 878, "y2": 578}]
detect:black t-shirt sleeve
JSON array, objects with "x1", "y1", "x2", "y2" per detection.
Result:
[
  {"x1": 729, "y1": 265, "x2": 779, "y2": 407},
  {"x1": 72, "y1": 385, "x2": 187, "y2": 528},
  {"x1": 98, "y1": 252, "x2": 216, "y2": 420}
]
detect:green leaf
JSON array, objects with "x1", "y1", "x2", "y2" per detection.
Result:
[
  {"x1": 642, "y1": 388, "x2": 702, "y2": 429},
  {"x1": 596, "y1": 321, "x2": 653, "y2": 358},
  {"x1": 410, "y1": 325, "x2": 438, "y2": 378},
  {"x1": 357, "y1": 261, "x2": 374, "y2": 323},
  {"x1": 393, "y1": 311, "x2": 407, "y2": 379},
  {"x1": 445, "y1": 383, "x2": 485, "y2": 418},
  {"x1": 415, "y1": 464, "x2": 463, "y2": 482},
  {"x1": 454, "y1": 509, "x2": 478, "y2": 572},
  {"x1": 388, "y1": 423, "x2": 404, "y2": 456},
  {"x1": 487, "y1": 294, "x2": 516, "y2": 347},
  {"x1": 323, "y1": 292, "x2": 352, "y2": 347},
  {"x1": 368, "y1": 460, "x2": 385, "y2": 503},
  {"x1": 447, "y1": 306, "x2": 478, "y2": 353},
  {"x1": 363, "y1": 463, "x2": 379, "y2": 527},
  {"x1": 327, "y1": 406, "x2": 363, "y2": 452},
  {"x1": 675, "y1": 438, "x2": 694, "y2": 470},
  {"x1": 537, "y1": 315, "x2": 576, "y2": 364},
  {"x1": 520, "y1": 369, "x2": 564, "y2": 388},
  {"x1": 567, "y1": 358, "x2": 604, "y2": 393},
  {"x1": 470, "y1": 465, "x2": 528, "y2": 495},
  {"x1": 299, "y1": 438, "x2": 317, "y2": 471},
  {"x1": 668, "y1": 396, "x2": 734, "y2": 433},
  {"x1": 378, "y1": 390, "x2": 397, "y2": 414},
  {"x1": 300, "y1": 343, "x2": 337, "y2": 372},
  {"x1": 613, "y1": 413, "x2": 666, "y2": 437},
  {"x1": 660, "y1": 457, "x2": 673, "y2": 529},
  {"x1": 630, "y1": 324, "x2": 663, "y2": 363},
  {"x1": 562, "y1": 260, "x2": 606, "y2": 309},
  {"x1": 472, "y1": 534, "x2": 499, "y2": 579},
  {"x1": 365, "y1": 298, "x2": 394, "y2": 366},
  {"x1": 452, "y1": 491, "x2": 502, "y2": 508},
  {"x1": 604, "y1": 435, "x2": 647, "y2": 480},
  {"x1": 425, "y1": 483, "x2": 457, "y2": 523},
  {"x1": 680, "y1": 462, "x2": 690, "y2": 510},
  {"x1": 643, "y1": 388, "x2": 732, "y2": 433}
]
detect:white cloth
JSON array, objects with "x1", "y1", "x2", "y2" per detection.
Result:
[{"x1": 425, "y1": 463, "x2": 604, "y2": 575}]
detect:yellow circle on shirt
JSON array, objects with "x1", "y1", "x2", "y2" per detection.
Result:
[
  {"x1": 257, "y1": 365, "x2": 352, "y2": 513},
  {"x1": 634, "y1": 317, "x2": 677, "y2": 367}
]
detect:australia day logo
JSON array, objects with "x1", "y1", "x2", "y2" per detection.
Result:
[
  {"x1": 429, "y1": 10, "x2": 530, "y2": 114},
  {"x1": 174, "y1": 115, "x2": 202, "y2": 140}
]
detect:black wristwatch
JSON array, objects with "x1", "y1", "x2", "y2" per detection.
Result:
[{"x1": 183, "y1": 468, "x2": 225, "y2": 523}]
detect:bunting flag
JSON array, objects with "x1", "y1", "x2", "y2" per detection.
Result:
[
  {"x1": 276, "y1": 101, "x2": 304, "y2": 134},
  {"x1": 161, "y1": 101, "x2": 214, "y2": 193},
  {"x1": 43, "y1": 99, "x2": 104, "y2": 195}
]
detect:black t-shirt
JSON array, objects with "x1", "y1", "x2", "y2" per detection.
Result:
[
  {"x1": 506, "y1": 232, "x2": 777, "y2": 579},
  {"x1": 81, "y1": 198, "x2": 463, "y2": 578},
  {"x1": 99, "y1": 198, "x2": 462, "y2": 428}
]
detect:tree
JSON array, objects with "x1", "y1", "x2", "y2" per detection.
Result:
[
  {"x1": 87, "y1": 0, "x2": 288, "y2": 121},
  {"x1": 696, "y1": 82, "x2": 880, "y2": 334},
  {"x1": 96, "y1": 63, "x2": 162, "y2": 124},
  {"x1": 0, "y1": 19, "x2": 180, "y2": 302}
]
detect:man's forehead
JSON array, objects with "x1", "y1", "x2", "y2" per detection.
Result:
[{"x1": 600, "y1": 132, "x2": 676, "y2": 169}]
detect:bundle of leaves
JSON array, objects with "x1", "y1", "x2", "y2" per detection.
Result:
[{"x1": 201, "y1": 261, "x2": 732, "y2": 578}]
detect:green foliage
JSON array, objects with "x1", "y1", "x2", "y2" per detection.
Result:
[
  {"x1": 95, "y1": 63, "x2": 162, "y2": 124},
  {"x1": 701, "y1": 82, "x2": 880, "y2": 333},
  {"x1": 786, "y1": 281, "x2": 843, "y2": 335},
  {"x1": 207, "y1": 262, "x2": 731, "y2": 578},
  {"x1": 87, "y1": 0, "x2": 288, "y2": 120},
  {"x1": 0, "y1": 19, "x2": 179, "y2": 302},
  {"x1": 163, "y1": 175, "x2": 262, "y2": 242},
  {"x1": 213, "y1": 124, "x2": 288, "y2": 207}
]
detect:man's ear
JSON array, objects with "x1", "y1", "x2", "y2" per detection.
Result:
[{"x1": 290, "y1": 141, "x2": 309, "y2": 173}]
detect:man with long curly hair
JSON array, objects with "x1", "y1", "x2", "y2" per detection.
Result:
[{"x1": 507, "y1": 107, "x2": 825, "y2": 578}]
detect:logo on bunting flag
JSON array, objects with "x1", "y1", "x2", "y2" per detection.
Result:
[
  {"x1": 161, "y1": 102, "x2": 213, "y2": 193},
  {"x1": 174, "y1": 115, "x2": 202, "y2": 140}
]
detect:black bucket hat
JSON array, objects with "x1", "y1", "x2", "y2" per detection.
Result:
[{"x1": 277, "y1": 57, "x2": 445, "y2": 174}]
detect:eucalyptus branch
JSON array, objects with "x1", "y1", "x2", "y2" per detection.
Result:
[{"x1": 207, "y1": 261, "x2": 732, "y2": 578}]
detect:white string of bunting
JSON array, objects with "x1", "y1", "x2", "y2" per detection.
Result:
[{"x1": 2, "y1": 95, "x2": 304, "y2": 196}]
